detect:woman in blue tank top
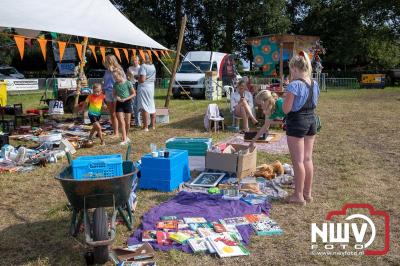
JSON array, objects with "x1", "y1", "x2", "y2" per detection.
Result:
[{"x1": 282, "y1": 51, "x2": 320, "y2": 206}]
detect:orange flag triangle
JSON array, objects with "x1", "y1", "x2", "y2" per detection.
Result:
[
  {"x1": 138, "y1": 49, "x2": 146, "y2": 61},
  {"x1": 152, "y1": 50, "x2": 160, "y2": 61},
  {"x1": 165, "y1": 50, "x2": 171, "y2": 58},
  {"x1": 74, "y1": 43, "x2": 83, "y2": 62},
  {"x1": 37, "y1": 38, "x2": 47, "y2": 61},
  {"x1": 131, "y1": 49, "x2": 136, "y2": 59},
  {"x1": 122, "y1": 48, "x2": 129, "y2": 62},
  {"x1": 100, "y1": 47, "x2": 106, "y2": 63},
  {"x1": 88, "y1": 45, "x2": 97, "y2": 62},
  {"x1": 58, "y1": 41, "x2": 67, "y2": 62},
  {"x1": 14, "y1": 35, "x2": 25, "y2": 60},
  {"x1": 146, "y1": 50, "x2": 153, "y2": 62},
  {"x1": 113, "y1": 48, "x2": 122, "y2": 62}
]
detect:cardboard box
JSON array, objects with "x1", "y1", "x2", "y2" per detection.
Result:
[
  {"x1": 205, "y1": 144, "x2": 257, "y2": 179},
  {"x1": 156, "y1": 108, "x2": 169, "y2": 124}
]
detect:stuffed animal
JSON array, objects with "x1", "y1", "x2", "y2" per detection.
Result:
[
  {"x1": 272, "y1": 160, "x2": 284, "y2": 175},
  {"x1": 254, "y1": 160, "x2": 285, "y2": 179}
]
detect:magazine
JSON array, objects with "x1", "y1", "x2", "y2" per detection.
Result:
[
  {"x1": 156, "y1": 231, "x2": 173, "y2": 245},
  {"x1": 169, "y1": 232, "x2": 192, "y2": 244},
  {"x1": 207, "y1": 233, "x2": 249, "y2": 258},
  {"x1": 212, "y1": 223, "x2": 227, "y2": 233},
  {"x1": 197, "y1": 227, "x2": 217, "y2": 238},
  {"x1": 252, "y1": 217, "x2": 283, "y2": 236},
  {"x1": 241, "y1": 194, "x2": 269, "y2": 205},
  {"x1": 224, "y1": 225, "x2": 243, "y2": 241}
]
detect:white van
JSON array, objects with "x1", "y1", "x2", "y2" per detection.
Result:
[{"x1": 172, "y1": 51, "x2": 239, "y2": 98}]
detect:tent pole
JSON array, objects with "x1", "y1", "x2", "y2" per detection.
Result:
[
  {"x1": 74, "y1": 36, "x2": 89, "y2": 114},
  {"x1": 164, "y1": 15, "x2": 187, "y2": 108}
]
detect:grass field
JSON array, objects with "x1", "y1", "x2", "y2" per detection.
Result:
[{"x1": 1, "y1": 87, "x2": 400, "y2": 265}]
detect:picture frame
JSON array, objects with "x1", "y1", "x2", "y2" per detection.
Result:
[{"x1": 189, "y1": 172, "x2": 226, "y2": 187}]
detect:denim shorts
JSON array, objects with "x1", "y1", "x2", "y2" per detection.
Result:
[{"x1": 286, "y1": 113, "x2": 317, "y2": 138}]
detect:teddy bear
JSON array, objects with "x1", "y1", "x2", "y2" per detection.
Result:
[{"x1": 253, "y1": 160, "x2": 284, "y2": 179}]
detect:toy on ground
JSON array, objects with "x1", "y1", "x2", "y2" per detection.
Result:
[{"x1": 254, "y1": 160, "x2": 284, "y2": 179}]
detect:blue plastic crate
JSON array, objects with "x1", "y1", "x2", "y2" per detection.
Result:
[
  {"x1": 141, "y1": 164, "x2": 190, "y2": 182},
  {"x1": 72, "y1": 154, "x2": 123, "y2": 180},
  {"x1": 139, "y1": 176, "x2": 182, "y2": 192}
]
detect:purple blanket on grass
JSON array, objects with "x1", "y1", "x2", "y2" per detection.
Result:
[{"x1": 128, "y1": 191, "x2": 271, "y2": 253}]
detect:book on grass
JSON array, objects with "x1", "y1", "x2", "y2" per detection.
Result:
[
  {"x1": 252, "y1": 217, "x2": 283, "y2": 236},
  {"x1": 241, "y1": 194, "x2": 269, "y2": 205},
  {"x1": 169, "y1": 231, "x2": 192, "y2": 244},
  {"x1": 156, "y1": 220, "x2": 178, "y2": 231},
  {"x1": 187, "y1": 238, "x2": 209, "y2": 253},
  {"x1": 244, "y1": 213, "x2": 268, "y2": 223},
  {"x1": 142, "y1": 230, "x2": 157, "y2": 242},
  {"x1": 156, "y1": 231, "x2": 173, "y2": 245},
  {"x1": 183, "y1": 217, "x2": 207, "y2": 224},
  {"x1": 219, "y1": 216, "x2": 249, "y2": 226},
  {"x1": 207, "y1": 232, "x2": 249, "y2": 258}
]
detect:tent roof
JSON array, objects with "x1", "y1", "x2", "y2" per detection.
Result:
[{"x1": 0, "y1": 0, "x2": 168, "y2": 50}]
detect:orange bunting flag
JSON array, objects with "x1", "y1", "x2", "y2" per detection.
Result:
[
  {"x1": 88, "y1": 45, "x2": 97, "y2": 62},
  {"x1": 14, "y1": 35, "x2": 25, "y2": 60},
  {"x1": 165, "y1": 50, "x2": 171, "y2": 58},
  {"x1": 131, "y1": 49, "x2": 136, "y2": 59},
  {"x1": 113, "y1": 48, "x2": 122, "y2": 62},
  {"x1": 37, "y1": 38, "x2": 47, "y2": 60},
  {"x1": 100, "y1": 46, "x2": 106, "y2": 63},
  {"x1": 122, "y1": 48, "x2": 129, "y2": 62},
  {"x1": 58, "y1": 41, "x2": 66, "y2": 62},
  {"x1": 138, "y1": 49, "x2": 146, "y2": 61},
  {"x1": 74, "y1": 43, "x2": 83, "y2": 62},
  {"x1": 146, "y1": 50, "x2": 153, "y2": 62},
  {"x1": 153, "y1": 50, "x2": 160, "y2": 61}
]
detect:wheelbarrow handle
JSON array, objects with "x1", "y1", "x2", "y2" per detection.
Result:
[{"x1": 125, "y1": 144, "x2": 132, "y2": 161}]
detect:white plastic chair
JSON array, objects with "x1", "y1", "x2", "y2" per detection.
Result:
[{"x1": 204, "y1": 103, "x2": 225, "y2": 132}]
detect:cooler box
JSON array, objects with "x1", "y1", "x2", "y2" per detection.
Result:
[
  {"x1": 165, "y1": 137, "x2": 212, "y2": 156},
  {"x1": 139, "y1": 149, "x2": 190, "y2": 192}
]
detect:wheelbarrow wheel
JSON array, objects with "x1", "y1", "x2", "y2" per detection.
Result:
[{"x1": 93, "y1": 207, "x2": 109, "y2": 264}]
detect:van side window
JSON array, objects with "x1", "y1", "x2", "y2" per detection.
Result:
[{"x1": 212, "y1": 62, "x2": 218, "y2": 71}]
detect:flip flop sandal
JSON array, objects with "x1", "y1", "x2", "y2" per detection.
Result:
[{"x1": 304, "y1": 196, "x2": 314, "y2": 203}]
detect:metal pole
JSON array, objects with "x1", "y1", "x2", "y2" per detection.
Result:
[
  {"x1": 165, "y1": 15, "x2": 187, "y2": 108},
  {"x1": 74, "y1": 37, "x2": 88, "y2": 113}
]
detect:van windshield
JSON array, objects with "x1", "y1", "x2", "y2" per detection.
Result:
[{"x1": 178, "y1": 61, "x2": 211, "y2": 73}]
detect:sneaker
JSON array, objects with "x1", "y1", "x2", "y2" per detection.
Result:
[
  {"x1": 143, "y1": 128, "x2": 149, "y2": 132},
  {"x1": 120, "y1": 140, "x2": 129, "y2": 145}
]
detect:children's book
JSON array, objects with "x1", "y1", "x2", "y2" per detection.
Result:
[
  {"x1": 178, "y1": 220, "x2": 189, "y2": 230},
  {"x1": 187, "y1": 238, "x2": 209, "y2": 253},
  {"x1": 141, "y1": 230, "x2": 157, "y2": 242},
  {"x1": 207, "y1": 233, "x2": 249, "y2": 258},
  {"x1": 189, "y1": 222, "x2": 212, "y2": 231},
  {"x1": 156, "y1": 220, "x2": 178, "y2": 231},
  {"x1": 156, "y1": 231, "x2": 173, "y2": 245},
  {"x1": 219, "y1": 216, "x2": 249, "y2": 226},
  {"x1": 179, "y1": 230, "x2": 200, "y2": 239},
  {"x1": 252, "y1": 217, "x2": 283, "y2": 236},
  {"x1": 197, "y1": 227, "x2": 216, "y2": 238},
  {"x1": 241, "y1": 194, "x2": 269, "y2": 205},
  {"x1": 224, "y1": 225, "x2": 243, "y2": 241},
  {"x1": 169, "y1": 232, "x2": 192, "y2": 244},
  {"x1": 244, "y1": 213, "x2": 268, "y2": 223},
  {"x1": 160, "y1": 215, "x2": 178, "y2": 221},
  {"x1": 212, "y1": 223, "x2": 227, "y2": 233},
  {"x1": 183, "y1": 217, "x2": 207, "y2": 224}
]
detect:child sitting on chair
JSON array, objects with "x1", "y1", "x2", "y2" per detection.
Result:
[
  {"x1": 249, "y1": 90, "x2": 285, "y2": 149},
  {"x1": 80, "y1": 83, "x2": 106, "y2": 145}
]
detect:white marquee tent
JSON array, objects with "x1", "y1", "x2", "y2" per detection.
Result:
[{"x1": 0, "y1": 0, "x2": 167, "y2": 50}]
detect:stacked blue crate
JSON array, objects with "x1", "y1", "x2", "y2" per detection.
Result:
[{"x1": 139, "y1": 149, "x2": 190, "y2": 192}]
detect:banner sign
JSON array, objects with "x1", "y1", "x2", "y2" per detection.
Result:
[
  {"x1": 57, "y1": 78, "x2": 77, "y2": 89},
  {"x1": 5, "y1": 79, "x2": 39, "y2": 91},
  {"x1": 57, "y1": 63, "x2": 76, "y2": 75}
]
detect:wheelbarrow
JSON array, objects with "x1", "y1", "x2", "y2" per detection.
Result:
[{"x1": 55, "y1": 147, "x2": 138, "y2": 264}]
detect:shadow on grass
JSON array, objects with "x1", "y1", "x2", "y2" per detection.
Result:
[
  {"x1": 0, "y1": 218, "x2": 84, "y2": 265},
  {"x1": 167, "y1": 113, "x2": 205, "y2": 130}
]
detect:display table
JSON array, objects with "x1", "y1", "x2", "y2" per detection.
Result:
[{"x1": 139, "y1": 149, "x2": 190, "y2": 192}]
